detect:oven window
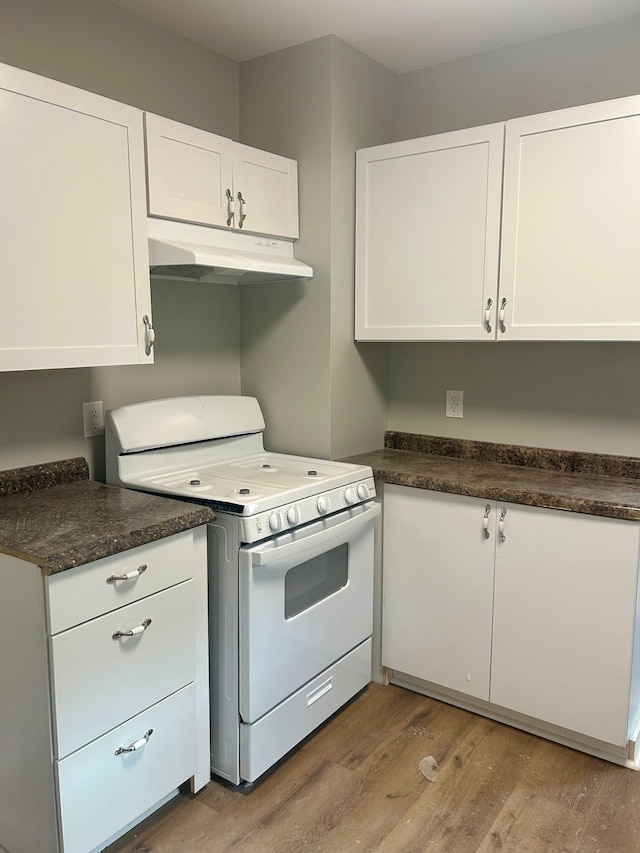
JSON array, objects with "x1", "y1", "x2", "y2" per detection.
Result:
[{"x1": 284, "y1": 544, "x2": 349, "y2": 619}]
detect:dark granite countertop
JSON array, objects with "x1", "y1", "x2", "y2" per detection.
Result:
[
  {"x1": 0, "y1": 458, "x2": 214, "y2": 575},
  {"x1": 344, "y1": 433, "x2": 640, "y2": 522}
]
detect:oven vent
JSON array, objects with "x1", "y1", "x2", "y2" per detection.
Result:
[{"x1": 148, "y1": 217, "x2": 313, "y2": 284}]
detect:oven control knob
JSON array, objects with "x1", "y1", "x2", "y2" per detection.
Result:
[
  {"x1": 317, "y1": 496, "x2": 331, "y2": 515},
  {"x1": 287, "y1": 506, "x2": 300, "y2": 525},
  {"x1": 269, "y1": 512, "x2": 283, "y2": 532},
  {"x1": 357, "y1": 483, "x2": 370, "y2": 500},
  {"x1": 344, "y1": 487, "x2": 357, "y2": 505}
]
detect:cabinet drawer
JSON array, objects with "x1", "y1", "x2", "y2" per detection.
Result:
[
  {"x1": 50, "y1": 580, "x2": 195, "y2": 758},
  {"x1": 56, "y1": 684, "x2": 196, "y2": 853},
  {"x1": 46, "y1": 531, "x2": 195, "y2": 633}
]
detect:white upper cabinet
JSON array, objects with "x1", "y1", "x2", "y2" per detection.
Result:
[
  {"x1": 356, "y1": 94, "x2": 640, "y2": 342},
  {"x1": 355, "y1": 124, "x2": 504, "y2": 341},
  {"x1": 145, "y1": 113, "x2": 300, "y2": 240},
  {"x1": 145, "y1": 113, "x2": 234, "y2": 229},
  {"x1": 0, "y1": 63, "x2": 152, "y2": 371},
  {"x1": 499, "y1": 97, "x2": 640, "y2": 340}
]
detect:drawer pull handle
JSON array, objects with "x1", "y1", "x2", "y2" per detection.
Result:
[
  {"x1": 107, "y1": 564, "x2": 147, "y2": 584},
  {"x1": 115, "y1": 728, "x2": 154, "y2": 755},
  {"x1": 112, "y1": 618, "x2": 152, "y2": 640},
  {"x1": 307, "y1": 677, "x2": 333, "y2": 707}
]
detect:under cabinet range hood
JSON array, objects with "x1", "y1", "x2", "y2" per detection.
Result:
[{"x1": 147, "y1": 218, "x2": 313, "y2": 284}]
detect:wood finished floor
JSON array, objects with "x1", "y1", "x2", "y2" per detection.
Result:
[{"x1": 105, "y1": 683, "x2": 640, "y2": 852}]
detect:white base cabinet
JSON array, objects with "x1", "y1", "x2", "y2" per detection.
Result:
[
  {"x1": 145, "y1": 113, "x2": 300, "y2": 240},
  {"x1": 0, "y1": 527, "x2": 209, "y2": 853},
  {"x1": 0, "y1": 62, "x2": 153, "y2": 371},
  {"x1": 357, "y1": 93, "x2": 640, "y2": 342},
  {"x1": 382, "y1": 484, "x2": 640, "y2": 760},
  {"x1": 382, "y1": 488, "x2": 495, "y2": 699}
]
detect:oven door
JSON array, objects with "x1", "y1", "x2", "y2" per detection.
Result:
[{"x1": 238, "y1": 501, "x2": 380, "y2": 723}]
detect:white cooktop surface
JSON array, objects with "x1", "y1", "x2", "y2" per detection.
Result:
[{"x1": 123, "y1": 450, "x2": 370, "y2": 515}]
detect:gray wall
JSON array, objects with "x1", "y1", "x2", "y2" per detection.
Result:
[
  {"x1": 0, "y1": 0, "x2": 242, "y2": 478},
  {"x1": 389, "y1": 15, "x2": 640, "y2": 455},
  {"x1": 239, "y1": 37, "x2": 394, "y2": 458},
  {"x1": 3, "y1": 2, "x2": 640, "y2": 474},
  {"x1": 238, "y1": 38, "x2": 334, "y2": 458}
]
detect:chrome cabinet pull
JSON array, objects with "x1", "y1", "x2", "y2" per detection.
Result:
[
  {"x1": 115, "y1": 728, "x2": 153, "y2": 755},
  {"x1": 482, "y1": 504, "x2": 491, "y2": 539},
  {"x1": 143, "y1": 315, "x2": 155, "y2": 356},
  {"x1": 499, "y1": 297, "x2": 507, "y2": 333},
  {"x1": 112, "y1": 618, "x2": 152, "y2": 640},
  {"x1": 484, "y1": 298, "x2": 493, "y2": 333},
  {"x1": 498, "y1": 508, "x2": 507, "y2": 542},
  {"x1": 106, "y1": 564, "x2": 147, "y2": 584},
  {"x1": 226, "y1": 188, "x2": 235, "y2": 226},
  {"x1": 237, "y1": 191, "x2": 247, "y2": 227}
]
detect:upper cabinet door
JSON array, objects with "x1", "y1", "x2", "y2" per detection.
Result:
[
  {"x1": 499, "y1": 96, "x2": 640, "y2": 341},
  {"x1": 0, "y1": 63, "x2": 152, "y2": 371},
  {"x1": 145, "y1": 113, "x2": 234, "y2": 229},
  {"x1": 145, "y1": 114, "x2": 299, "y2": 239},
  {"x1": 233, "y1": 144, "x2": 299, "y2": 239},
  {"x1": 355, "y1": 124, "x2": 504, "y2": 341}
]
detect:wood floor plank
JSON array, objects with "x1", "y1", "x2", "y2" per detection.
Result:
[{"x1": 106, "y1": 684, "x2": 640, "y2": 853}]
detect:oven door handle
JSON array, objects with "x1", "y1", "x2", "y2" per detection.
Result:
[{"x1": 251, "y1": 502, "x2": 380, "y2": 567}]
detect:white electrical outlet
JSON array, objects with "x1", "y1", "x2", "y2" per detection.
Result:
[
  {"x1": 446, "y1": 389, "x2": 464, "y2": 418},
  {"x1": 83, "y1": 400, "x2": 104, "y2": 437}
]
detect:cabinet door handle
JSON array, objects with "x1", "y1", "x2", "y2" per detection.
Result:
[
  {"x1": 483, "y1": 504, "x2": 491, "y2": 538},
  {"x1": 237, "y1": 191, "x2": 247, "y2": 228},
  {"x1": 115, "y1": 728, "x2": 153, "y2": 755},
  {"x1": 106, "y1": 564, "x2": 147, "y2": 584},
  {"x1": 484, "y1": 298, "x2": 493, "y2": 333},
  {"x1": 112, "y1": 618, "x2": 152, "y2": 640},
  {"x1": 498, "y1": 508, "x2": 507, "y2": 542},
  {"x1": 499, "y1": 297, "x2": 507, "y2": 333},
  {"x1": 143, "y1": 315, "x2": 154, "y2": 356},
  {"x1": 226, "y1": 188, "x2": 235, "y2": 226}
]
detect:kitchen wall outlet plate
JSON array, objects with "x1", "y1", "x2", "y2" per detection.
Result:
[
  {"x1": 83, "y1": 400, "x2": 104, "y2": 437},
  {"x1": 446, "y1": 389, "x2": 463, "y2": 418}
]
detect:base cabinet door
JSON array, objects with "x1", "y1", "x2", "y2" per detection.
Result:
[
  {"x1": 355, "y1": 124, "x2": 504, "y2": 341},
  {"x1": 491, "y1": 504, "x2": 640, "y2": 746},
  {"x1": 0, "y1": 62, "x2": 152, "y2": 371},
  {"x1": 382, "y1": 485, "x2": 495, "y2": 700}
]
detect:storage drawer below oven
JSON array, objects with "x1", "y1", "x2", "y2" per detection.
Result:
[
  {"x1": 56, "y1": 684, "x2": 196, "y2": 853},
  {"x1": 240, "y1": 638, "x2": 371, "y2": 783}
]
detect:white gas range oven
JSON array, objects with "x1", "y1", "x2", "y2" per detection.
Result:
[{"x1": 105, "y1": 395, "x2": 380, "y2": 786}]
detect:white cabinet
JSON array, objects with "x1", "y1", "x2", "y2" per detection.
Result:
[
  {"x1": 382, "y1": 488, "x2": 494, "y2": 699},
  {"x1": 355, "y1": 124, "x2": 504, "y2": 341},
  {"x1": 382, "y1": 484, "x2": 640, "y2": 756},
  {"x1": 0, "y1": 528, "x2": 209, "y2": 853},
  {"x1": 145, "y1": 113, "x2": 300, "y2": 239},
  {"x1": 499, "y1": 98, "x2": 640, "y2": 340},
  {"x1": 0, "y1": 62, "x2": 153, "y2": 371},
  {"x1": 356, "y1": 94, "x2": 640, "y2": 342},
  {"x1": 491, "y1": 504, "x2": 640, "y2": 746}
]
